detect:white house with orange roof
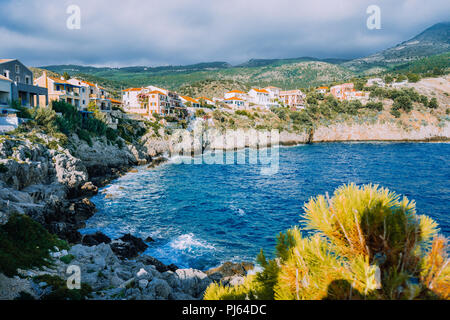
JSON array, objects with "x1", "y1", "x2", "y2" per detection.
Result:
[
  {"x1": 279, "y1": 89, "x2": 306, "y2": 110},
  {"x1": 330, "y1": 83, "x2": 367, "y2": 101},
  {"x1": 224, "y1": 89, "x2": 247, "y2": 100},
  {"x1": 264, "y1": 86, "x2": 282, "y2": 108},
  {"x1": 330, "y1": 83, "x2": 354, "y2": 100},
  {"x1": 180, "y1": 96, "x2": 200, "y2": 108},
  {"x1": 316, "y1": 86, "x2": 329, "y2": 94},
  {"x1": 196, "y1": 96, "x2": 215, "y2": 107},
  {"x1": 224, "y1": 96, "x2": 245, "y2": 110},
  {"x1": 248, "y1": 88, "x2": 270, "y2": 109},
  {"x1": 122, "y1": 87, "x2": 143, "y2": 112}
]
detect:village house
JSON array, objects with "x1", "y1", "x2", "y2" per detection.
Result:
[
  {"x1": 224, "y1": 96, "x2": 245, "y2": 109},
  {"x1": 330, "y1": 83, "x2": 368, "y2": 101},
  {"x1": 122, "y1": 87, "x2": 143, "y2": 112},
  {"x1": 89, "y1": 85, "x2": 111, "y2": 112},
  {"x1": 391, "y1": 80, "x2": 408, "y2": 88},
  {"x1": 108, "y1": 98, "x2": 122, "y2": 109},
  {"x1": 279, "y1": 89, "x2": 306, "y2": 110},
  {"x1": 196, "y1": 96, "x2": 215, "y2": 107},
  {"x1": 224, "y1": 90, "x2": 247, "y2": 100},
  {"x1": 180, "y1": 96, "x2": 200, "y2": 108},
  {"x1": 366, "y1": 78, "x2": 385, "y2": 87},
  {"x1": 264, "y1": 86, "x2": 281, "y2": 108},
  {"x1": 146, "y1": 85, "x2": 182, "y2": 115},
  {"x1": 0, "y1": 59, "x2": 48, "y2": 108},
  {"x1": 34, "y1": 72, "x2": 81, "y2": 108},
  {"x1": 0, "y1": 75, "x2": 13, "y2": 109},
  {"x1": 137, "y1": 90, "x2": 169, "y2": 118},
  {"x1": 248, "y1": 88, "x2": 270, "y2": 109},
  {"x1": 316, "y1": 86, "x2": 329, "y2": 94},
  {"x1": 67, "y1": 78, "x2": 111, "y2": 112},
  {"x1": 329, "y1": 83, "x2": 355, "y2": 100}
]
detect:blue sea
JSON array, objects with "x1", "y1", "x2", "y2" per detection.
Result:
[{"x1": 81, "y1": 142, "x2": 450, "y2": 270}]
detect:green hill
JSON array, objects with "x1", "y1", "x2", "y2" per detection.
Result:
[
  {"x1": 41, "y1": 59, "x2": 354, "y2": 91},
  {"x1": 343, "y1": 22, "x2": 450, "y2": 73},
  {"x1": 38, "y1": 22, "x2": 449, "y2": 90}
]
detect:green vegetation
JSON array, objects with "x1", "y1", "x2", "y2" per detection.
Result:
[
  {"x1": 204, "y1": 184, "x2": 450, "y2": 300},
  {"x1": 0, "y1": 214, "x2": 69, "y2": 277},
  {"x1": 60, "y1": 254, "x2": 75, "y2": 264},
  {"x1": 32, "y1": 275, "x2": 92, "y2": 300}
]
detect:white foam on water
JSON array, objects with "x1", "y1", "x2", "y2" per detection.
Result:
[{"x1": 169, "y1": 233, "x2": 215, "y2": 252}]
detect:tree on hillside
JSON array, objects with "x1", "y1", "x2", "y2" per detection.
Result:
[
  {"x1": 63, "y1": 72, "x2": 71, "y2": 80},
  {"x1": 428, "y1": 97, "x2": 439, "y2": 109}
]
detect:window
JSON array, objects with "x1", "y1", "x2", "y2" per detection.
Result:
[
  {"x1": 56, "y1": 85, "x2": 60, "y2": 91},
  {"x1": 15, "y1": 76, "x2": 19, "y2": 83},
  {"x1": 25, "y1": 76, "x2": 30, "y2": 84},
  {"x1": 3, "y1": 70, "x2": 10, "y2": 79},
  {"x1": 15, "y1": 65, "x2": 19, "y2": 73}
]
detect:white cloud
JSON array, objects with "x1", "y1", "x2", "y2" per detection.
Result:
[{"x1": 0, "y1": 0, "x2": 448, "y2": 66}]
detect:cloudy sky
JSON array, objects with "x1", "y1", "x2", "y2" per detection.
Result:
[{"x1": 0, "y1": 0, "x2": 448, "y2": 67}]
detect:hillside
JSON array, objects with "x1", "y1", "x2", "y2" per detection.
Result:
[
  {"x1": 343, "y1": 22, "x2": 450, "y2": 73},
  {"x1": 178, "y1": 80, "x2": 250, "y2": 98},
  {"x1": 41, "y1": 60, "x2": 355, "y2": 91},
  {"x1": 38, "y1": 22, "x2": 449, "y2": 90}
]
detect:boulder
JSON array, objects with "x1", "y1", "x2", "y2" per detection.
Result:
[
  {"x1": 137, "y1": 255, "x2": 178, "y2": 273},
  {"x1": 111, "y1": 234, "x2": 148, "y2": 259},
  {"x1": 205, "y1": 261, "x2": 254, "y2": 281},
  {"x1": 81, "y1": 232, "x2": 112, "y2": 246},
  {"x1": 80, "y1": 181, "x2": 98, "y2": 196}
]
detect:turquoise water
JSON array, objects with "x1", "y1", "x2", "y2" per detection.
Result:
[{"x1": 81, "y1": 142, "x2": 450, "y2": 270}]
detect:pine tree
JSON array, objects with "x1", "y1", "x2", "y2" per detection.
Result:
[{"x1": 204, "y1": 184, "x2": 449, "y2": 300}]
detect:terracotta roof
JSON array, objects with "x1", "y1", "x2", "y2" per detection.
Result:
[
  {"x1": 49, "y1": 77, "x2": 80, "y2": 86},
  {"x1": 317, "y1": 86, "x2": 328, "y2": 90},
  {"x1": 0, "y1": 59, "x2": 14, "y2": 64},
  {"x1": 251, "y1": 88, "x2": 269, "y2": 94},
  {"x1": 148, "y1": 90, "x2": 166, "y2": 96},
  {"x1": 81, "y1": 80, "x2": 96, "y2": 87},
  {"x1": 180, "y1": 96, "x2": 199, "y2": 104},
  {"x1": 196, "y1": 96, "x2": 213, "y2": 102},
  {"x1": 265, "y1": 86, "x2": 280, "y2": 89},
  {"x1": 224, "y1": 97, "x2": 243, "y2": 101},
  {"x1": 122, "y1": 88, "x2": 142, "y2": 92},
  {"x1": 0, "y1": 75, "x2": 12, "y2": 82},
  {"x1": 226, "y1": 90, "x2": 245, "y2": 94},
  {"x1": 108, "y1": 98, "x2": 122, "y2": 104}
]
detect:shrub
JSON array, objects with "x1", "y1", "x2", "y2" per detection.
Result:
[
  {"x1": 0, "y1": 163, "x2": 8, "y2": 173},
  {"x1": 195, "y1": 109, "x2": 206, "y2": 117},
  {"x1": 428, "y1": 98, "x2": 439, "y2": 109},
  {"x1": 60, "y1": 254, "x2": 75, "y2": 264},
  {"x1": 407, "y1": 73, "x2": 421, "y2": 83},
  {"x1": 204, "y1": 184, "x2": 449, "y2": 300},
  {"x1": 365, "y1": 102, "x2": 383, "y2": 111},
  {"x1": 33, "y1": 275, "x2": 92, "y2": 300},
  {"x1": 0, "y1": 214, "x2": 68, "y2": 277},
  {"x1": 77, "y1": 129, "x2": 92, "y2": 146},
  {"x1": 393, "y1": 95, "x2": 413, "y2": 113},
  {"x1": 106, "y1": 127, "x2": 118, "y2": 141}
]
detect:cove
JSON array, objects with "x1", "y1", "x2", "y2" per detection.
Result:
[{"x1": 81, "y1": 142, "x2": 450, "y2": 270}]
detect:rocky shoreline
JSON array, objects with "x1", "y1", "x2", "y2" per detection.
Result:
[{"x1": 1, "y1": 120, "x2": 449, "y2": 300}]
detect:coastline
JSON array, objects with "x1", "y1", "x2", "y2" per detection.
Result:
[{"x1": 1, "y1": 121, "x2": 450, "y2": 300}]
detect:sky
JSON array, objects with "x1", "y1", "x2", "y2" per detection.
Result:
[{"x1": 0, "y1": 0, "x2": 449, "y2": 67}]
